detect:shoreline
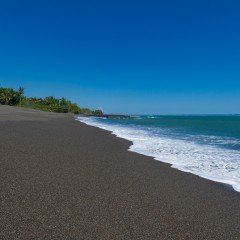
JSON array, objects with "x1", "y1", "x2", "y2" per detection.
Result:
[
  {"x1": 77, "y1": 116, "x2": 240, "y2": 194},
  {"x1": 1, "y1": 105, "x2": 240, "y2": 239}
]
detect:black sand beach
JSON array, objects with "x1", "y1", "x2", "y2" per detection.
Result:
[{"x1": 0, "y1": 105, "x2": 240, "y2": 239}]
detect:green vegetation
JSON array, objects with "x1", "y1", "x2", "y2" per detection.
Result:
[{"x1": 0, "y1": 86, "x2": 103, "y2": 116}]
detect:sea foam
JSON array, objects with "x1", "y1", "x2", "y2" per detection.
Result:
[{"x1": 77, "y1": 116, "x2": 240, "y2": 192}]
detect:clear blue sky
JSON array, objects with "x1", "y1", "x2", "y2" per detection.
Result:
[{"x1": 0, "y1": 0, "x2": 239, "y2": 114}]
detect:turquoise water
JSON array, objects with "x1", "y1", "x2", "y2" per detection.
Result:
[
  {"x1": 105, "y1": 115, "x2": 240, "y2": 150},
  {"x1": 77, "y1": 115, "x2": 240, "y2": 192}
]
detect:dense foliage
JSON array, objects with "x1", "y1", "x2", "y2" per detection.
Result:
[{"x1": 0, "y1": 86, "x2": 103, "y2": 115}]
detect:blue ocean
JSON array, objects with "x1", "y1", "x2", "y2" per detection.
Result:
[{"x1": 77, "y1": 115, "x2": 240, "y2": 192}]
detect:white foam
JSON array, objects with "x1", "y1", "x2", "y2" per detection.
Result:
[{"x1": 77, "y1": 117, "x2": 240, "y2": 192}]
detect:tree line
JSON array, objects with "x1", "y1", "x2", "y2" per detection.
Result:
[{"x1": 0, "y1": 86, "x2": 103, "y2": 116}]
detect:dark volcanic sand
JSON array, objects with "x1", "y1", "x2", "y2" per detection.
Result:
[{"x1": 0, "y1": 105, "x2": 240, "y2": 239}]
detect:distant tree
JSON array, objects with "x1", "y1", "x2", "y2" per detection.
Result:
[
  {"x1": 45, "y1": 96, "x2": 57, "y2": 106},
  {"x1": 81, "y1": 108, "x2": 93, "y2": 115},
  {"x1": 93, "y1": 109, "x2": 104, "y2": 116},
  {"x1": 18, "y1": 86, "x2": 24, "y2": 105},
  {"x1": 0, "y1": 85, "x2": 104, "y2": 115},
  {"x1": 0, "y1": 88, "x2": 19, "y2": 105},
  {"x1": 59, "y1": 97, "x2": 68, "y2": 106}
]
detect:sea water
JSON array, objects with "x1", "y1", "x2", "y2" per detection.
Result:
[{"x1": 77, "y1": 115, "x2": 240, "y2": 192}]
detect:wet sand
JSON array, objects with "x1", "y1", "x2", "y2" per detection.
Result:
[{"x1": 0, "y1": 105, "x2": 240, "y2": 239}]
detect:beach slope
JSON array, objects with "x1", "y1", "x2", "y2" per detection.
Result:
[{"x1": 0, "y1": 105, "x2": 239, "y2": 239}]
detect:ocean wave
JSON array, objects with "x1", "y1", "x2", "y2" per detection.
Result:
[{"x1": 76, "y1": 116, "x2": 240, "y2": 192}]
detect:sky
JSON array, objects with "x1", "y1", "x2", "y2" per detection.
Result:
[{"x1": 0, "y1": 0, "x2": 239, "y2": 114}]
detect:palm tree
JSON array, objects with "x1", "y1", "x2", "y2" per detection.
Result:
[{"x1": 18, "y1": 86, "x2": 24, "y2": 105}]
